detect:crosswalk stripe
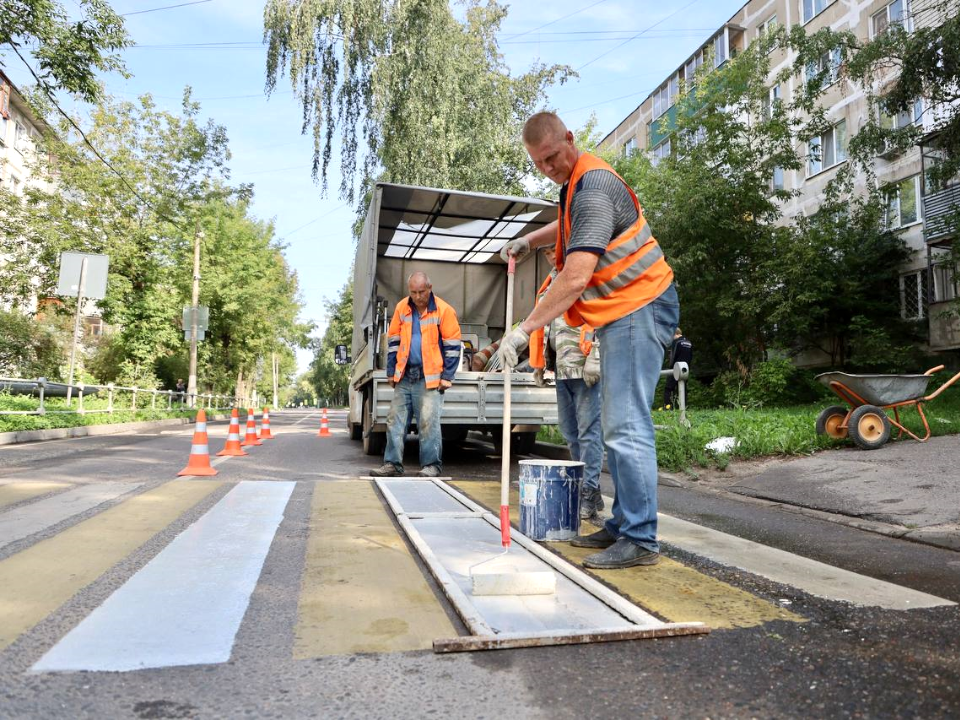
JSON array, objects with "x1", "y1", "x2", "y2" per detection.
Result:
[
  {"x1": 294, "y1": 480, "x2": 456, "y2": 658},
  {"x1": 33, "y1": 481, "x2": 294, "y2": 672},
  {"x1": 450, "y1": 481, "x2": 805, "y2": 629},
  {"x1": 0, "y1": 480, "x2": 220, "y2": 653},
  {"x1": 0, "y1": 482, "x2": 71, "y2": 511},
  {"x1": 657, "y1": 512, "x2": 956, "y2": 610},
  {"x1": 0, "y1": 482, "x2": 143, "y2": 552}
]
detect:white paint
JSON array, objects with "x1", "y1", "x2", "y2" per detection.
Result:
[
  {"x1": 0, "y1": 483, "x2": 141, "y2": 551},
  {"x1": 33, "y1": 481, "x2": 294, "y2": 672},
  {"x1": 636, "y1": 500, "x2": 955, "y2": 610}
]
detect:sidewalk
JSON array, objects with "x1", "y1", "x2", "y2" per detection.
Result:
[{"x1": 537, "y1": 436, "x2": 960, "y2": 553}]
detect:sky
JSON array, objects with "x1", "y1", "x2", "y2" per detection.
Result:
[{"x1": 7, "y1": 0, "x2": 748, "y2": 373}]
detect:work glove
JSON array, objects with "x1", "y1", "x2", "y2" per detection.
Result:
[
  {"x1": 499, "y1": 327, "x2": 530, "y2": 368},
  {"x1": 533, "y1": 368, "x2": 549, "y2": 387},
  {"x1": 499, "y1": 238, "x2": 531, "y2": 263},
  {"x1": 583, "y1": 349, "x2": 601, "y2": 387}
]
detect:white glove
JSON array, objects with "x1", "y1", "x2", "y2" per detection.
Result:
[
  {"x1": 583, "y1": 350, "x2": 600, "y2": 387},
  {"x1": 499, "y1": 239, "x2": 531, "y2": 263},
  {"x1": 533, "y1": 368, "x2": 549, "y2": 387},
  {"x1": 499, "y1": 327, "x2": 530, "y2": 368}
]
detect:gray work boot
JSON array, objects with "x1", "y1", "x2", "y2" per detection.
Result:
[
  {"x1": 579, "y1": 485, "x2": 604, "y2": 520},
  {"x1": 370, "y1": 463, "x2": 403, "y2": 477},
  {"x1": 570, "y1": 526, "x2": 617, "y2": 549},
  {"x1": 583, "y1": 538, "x2": 660, "y2": 569},
  {"x1": 417, "y1": 465, "x2": 442, "y2": 477}
]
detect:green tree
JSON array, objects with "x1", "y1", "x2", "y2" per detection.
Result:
[
  {"x1": 264, "y1": 0, "x2": 571, "y2": 201},
  {"x1": 310, "y1": 280, "x2": 352, "y2": 406},
  {"x1": 0, "y1": 0, "x2": 129, "y2": 103}
]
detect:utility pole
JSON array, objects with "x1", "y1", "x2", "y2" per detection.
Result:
[
  {"x1": 272, "y1": 352, "x2": 279, "y2": 409},
  {"x1": 187, "y1": 221, "x2": 203, "y2": 408},
  {"x1": 65, "y1": 257, "x2": 88, "y2": 406}
]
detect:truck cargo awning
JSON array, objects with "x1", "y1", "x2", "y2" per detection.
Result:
[{"x1": 376, "y1": 183, "x2": 556, "y2": 264}]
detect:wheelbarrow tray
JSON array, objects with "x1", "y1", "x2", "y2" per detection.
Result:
[{"x1": 815, "y1": 372, "x2": 932, "y2": 406}]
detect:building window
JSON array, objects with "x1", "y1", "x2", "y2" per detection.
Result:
[
  {"x1": 9, "y1": 174, "x2": 21, "y2": 195},
  {"x1": 871, "y1": 0, "x2": 910, "y2": 37},
  {"x1": 802, "y1": 0, "x2": 834, "y2": 24},
  {"x1": 771, "y1": 167, "x2": 785, "y2": 192},
  {"x1": 713, "y1": 32, "x2": 728, "y2": 68},
  {"x1": 0, "y1": 114, "x2": 6, "y2": 145},
  {"x1": 899, "y1": 270, "x2": 927, "y2": 320},
  {"x1": 762, "y1": 84, "x2": 782, "y2": 119},
  {"x1": 623, "y1": 137, "x2": 638, "y2": 156},
  {"x1": 880, "y1": 98, "x2": 923, "y2": 130},
  {"x1": 806, "y1": 48, "x2": 842, "y2": 86},
  {"x1": 651, "y1": 138, "x2": 671, "y2": 166},
  {"x1": 807, "y1": 120, "x2": 847, "y2": 176},
  {"x1": 14, "y1": 121, "x2": 28, "y2": 154},
  {"x1": 684, "y1": 51, "x2": 704, "y2": 89},
  {"x1": 884, "y1": 175, "x2": 922, "y2": 229},
  {"x1": 931, "y1": 261, "x2": 957, "y2": 303},
  {"x1": 759, "y1": 15, "x2": 779, "y2": 37}
]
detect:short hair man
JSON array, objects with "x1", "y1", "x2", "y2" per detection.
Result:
[
  {"x1": 499, "y1": 112, "x2": 679, "y2": 569},
  {"x1": 370, "y1": 272, "x2": 462, "y2": 477}
]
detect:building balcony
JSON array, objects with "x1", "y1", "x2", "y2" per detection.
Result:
[{"x1": 922, "y1": 184, "x2": 960, "y2": 245}]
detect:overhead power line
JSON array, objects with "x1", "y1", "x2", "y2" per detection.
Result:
[
  {"x1": 122, "y1": 0, "x2": 213, "y2": 16},
  {"x1": 501, "y1": 0, "x2": 612, "y2": 40}
]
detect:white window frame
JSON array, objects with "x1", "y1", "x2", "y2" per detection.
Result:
[
  {"x1": 713, "y1": 31, "x2": 728, "y2": 68},
  {"x1": 806, "y1": 48, "x2": 842, "y2": 86},
  {"x1": 880, "y1": 98, "x2": 923, "y2": 130},
  {"x1": 651, "y1": 138, "x2": 671, "y2": 166},
  {"x1": 884, "y1": 175, "x2": 923, "y2": 229},
  {"x1": 14, "y1": 120, "x2": 27, "y2": 154},
  {"x1": 899, "y1": 270, "x2": 927, "y2": 320},
  {"x1": 931, "y1": 261, "x2": 958, "y2": 303},
  {"x1": 762, "y1": 84, "x2": 782, "y2": 119},
  {"x1": 771, "y1": 166, "x2": 785, "y2": 192},
  {"x1": 802, "y1": 0, "x2": 834, "y2": 24},
  {"x1": 623, "y1": 137, "x2": 638, "y2": 156},
  {"x1": 871, "y1": 0, "x2": 911, "y2": 38},
  {"x1": 0, "y1": 114, "x2": 6, "y2": 146},
  {"x1": 758, "y1": 15, "x2": 779, "y2": 37},
  {"x1": 807, "y1": 120, "x2": 847, "y2": 176}
]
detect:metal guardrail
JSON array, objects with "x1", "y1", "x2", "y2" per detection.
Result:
[{"x1": 0, "y1": 377, "x2": 239, "y2": 417}]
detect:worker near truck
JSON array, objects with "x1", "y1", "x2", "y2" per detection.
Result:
[
  {"x1": 531, "y1": 245, "x2": 605, "y2": 521},
  {"x1": 499, "y1": 111, "x2": 679, "y2": 569},
  {"x1": 663, "y1": 328, "x2": 693, "y2": 409},
  {"x1": 370, "y1": 271, "x2": 462, "y2": 478}
]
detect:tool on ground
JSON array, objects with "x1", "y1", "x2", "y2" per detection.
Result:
[
  {"x1": 815, "y1": 364, "x2": 960, "y2": 450},
  {"x1": 470, "y1": 253, "x2": 556, "y2": 597},
  {"x1": 177, "y1": 408, "x2": 218, "y2": 477},
  {"x1": 260, "y1": 407, "x2": 274, "y2": 439},
  {"x1": 217, "y1": 408, "x2": 247, "y2": 456},
  {"x1": 318, "y1": 408, "x2": 331, "y2": 437},
  {"x1": 241, "y1": 408, "x2": 262, "y2": 447}
]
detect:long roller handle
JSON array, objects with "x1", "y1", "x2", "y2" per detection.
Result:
[{"x1": 501, "y1": 256, "x2": 516, "y2": 547}]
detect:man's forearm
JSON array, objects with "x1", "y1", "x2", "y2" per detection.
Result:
[
  {"x1": 524, "y1": 220, "x2": 558, "y2": 251},
  {"x1": 519, "y1": 252, "x2": 596, "y2": 334}
]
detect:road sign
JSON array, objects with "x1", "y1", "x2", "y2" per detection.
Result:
[
  {"x1": 57, "y1": 252, "x2": 109, "y2": 300},
  {"x1": 183, "y1": 306, "x2": 209, "y2": 342}
]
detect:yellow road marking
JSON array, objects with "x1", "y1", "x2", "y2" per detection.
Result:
[
  {"x1": 0, "y1": 480, "x2": 220, "y2": 651},
  {"x1": 450, "y1": 480, "x2": 804, "y2": 630},
  {"x1": 0, "y1": 483, "x2": 71, "y2": 510},
  {"x1": 294, "y1": 480, "x2": 455, "y2": 658}
]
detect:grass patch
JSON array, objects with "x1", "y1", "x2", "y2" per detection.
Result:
[{"x1": 536, "y1": 386, "x2": 960, "y2": 473}]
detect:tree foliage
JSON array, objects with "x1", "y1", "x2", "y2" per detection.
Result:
[
  {"x1": 310, "y1": 280, "x2": 352, "y2": 406},
  {"x1": 0, "y1": 0, "x2": 129, "y2": 103},
  {"x1": 264, "y1": 0, "x2": 572, "y2": 201}
]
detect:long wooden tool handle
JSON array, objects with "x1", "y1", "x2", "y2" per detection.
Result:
[{"x1": 500, "y1": 256, "x2": 516, "y2": 547}]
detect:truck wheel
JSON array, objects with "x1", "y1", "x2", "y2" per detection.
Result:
[
  {"x1": 362, "y1": 395, "x2": 386, "y2": 456},
  {"x1": 848, "y1": 405, "x2": 891, "y2": 450},
  {"x1": 350, "y1": 422, "x2": 362, "y2": 441},
  {"x1": 815, "y1": 405, "x2": 849, "y2": 439},
  {"x1": 441, "y1": 426, "x2": 468, "y2": 447}
]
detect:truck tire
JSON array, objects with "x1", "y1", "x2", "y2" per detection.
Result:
[
  {"x1": 362, "y1": 395, "x2": 386, "y2": 456},
  {"x1": 441, "y1": 425, "x2": 468, "y2": 447}
]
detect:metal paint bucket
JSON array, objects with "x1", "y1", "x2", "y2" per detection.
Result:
[{"x1": 518, "y1": 459, "x2": 583, "y2": 542}]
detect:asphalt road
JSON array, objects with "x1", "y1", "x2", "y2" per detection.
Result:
[{"x1": 0, "y1": 409, "x2": 958, "y2": 719}]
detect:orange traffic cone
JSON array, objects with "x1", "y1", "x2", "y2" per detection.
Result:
[
  {"x1": 260, "y1": 407, "x2": 274, "y2": 439},
  {"x1": 241, "y1": 408, "x2": 262, "y2": 446},
  {"x1": 178, "y1": 409, "x2": 218, "y2": 477},
  {"x1": 217, "y1": 408, "x2": 247, "y2": 456},
  {"x1": 318, "y1": 407, "x2": 331, "y2": 437}
]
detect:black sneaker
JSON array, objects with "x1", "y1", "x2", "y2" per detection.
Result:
[
  {"x1": 579, "y1": 486, "x2": 605, "y2": 520},
  {"x1": 370, "y1": 463, "x2": 403, "y2": 477},
  {"x1": 582, "y1": 538, "x2": 660, "y2": 569},
  {"x1": 570, "y1": 526, "x2": 617, "y2": 548}
]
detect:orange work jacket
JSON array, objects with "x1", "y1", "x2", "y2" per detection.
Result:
[
  {"x1": 529, "y1": 272, "x2": 595, "y2": 370},
  {"x1": 386, "y1": 294, "x2": 462, "y2": 388},
  {"x1": 554, "y1": 152, "x2": 674, "y2": 328}
]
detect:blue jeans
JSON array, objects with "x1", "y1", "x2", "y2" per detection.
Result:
[
  {"x1": 595, "y1": 284, "x2": 679, "y2": 552},
  {"x1": 556, "y1": 378, "x2": 603, "y2": 491},
  {"x1": 383, "y1": 369, "x2": 444, "y2": 472}
]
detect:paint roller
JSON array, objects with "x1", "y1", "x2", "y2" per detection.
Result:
[{"x1": 469, "y1": 252, "x2": 556, "y2": 597}]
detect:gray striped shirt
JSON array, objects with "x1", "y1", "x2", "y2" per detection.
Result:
[{"x1": 561, "y1": 169, "x2": 639, "y2": 255}]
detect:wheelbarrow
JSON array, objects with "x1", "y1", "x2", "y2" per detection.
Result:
[{"x1": 814, "y1": 365, "x2": 960, "y2": 450}]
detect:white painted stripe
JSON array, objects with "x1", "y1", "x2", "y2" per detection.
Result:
[
  {"x1": 0, "y1": 483, "x2": 141, "y2": 551},
  {"x1": 33, "y1": 481, "x2": 294, "y2": 672}
]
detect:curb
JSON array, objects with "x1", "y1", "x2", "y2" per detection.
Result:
[{"x1": 0, "y1": 413, "x2": 232, "y2": 447}]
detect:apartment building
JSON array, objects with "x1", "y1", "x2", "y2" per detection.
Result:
[
  {"x1": 0, "y1": 71, "x2": 53, "y2": 197},
  {"x1": 599, "y1": 0, "x2": 959, "y2": 354}
]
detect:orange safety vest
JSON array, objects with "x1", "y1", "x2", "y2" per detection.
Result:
[
  {"x1": 529, "y1": 272, "x2": 595, "y2": 370},
  {"x1": 555, "y1": 152, "x2": 674, "y2": 328},
  {"x1": 387, "y1": 294, "x2": 462, "y2": 389}
]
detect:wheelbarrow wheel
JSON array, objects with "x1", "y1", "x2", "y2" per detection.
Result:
[
  {"x1": 848, "y1": 405, "x2": 891, "y2": 450},
  {"x1": 815, "y1": 405, "x2": 849, "y2": 439}
]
